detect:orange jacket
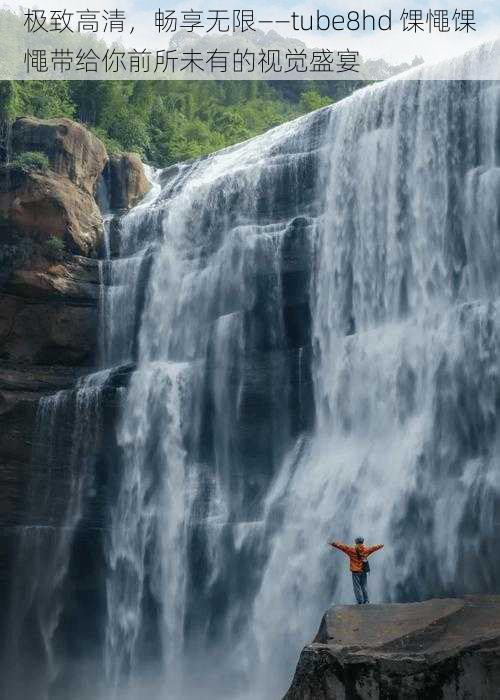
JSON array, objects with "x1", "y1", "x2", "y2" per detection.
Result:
[{"x1": 330, "y1": 541, "x2": 384, "y2": 573}]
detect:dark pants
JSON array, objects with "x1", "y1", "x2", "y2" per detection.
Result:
[{"x1": 352, "y1": 572, "x2": 369, "y2": 604}]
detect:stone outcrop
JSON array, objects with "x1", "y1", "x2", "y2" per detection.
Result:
[
  {"x1": 0, "y1": 252, "x2": 101, "y2": 613},
  {"x1": 0, "y1": 116, "x2": 109, "y2": 256},
  {"x1": 0, "y1": 115, "x2": 152, "y2": 678},
  {"x1": 11, "y1": 117, "x2": 107, "y2": 195},
  {"x1": 284, "y1": 597, "x2": 500, "y2": 699},
  {"x1": 106, "y1": 152, "x2": 151, "y2": 210},
  {"x1": 0, "y1": 166, "x2": 104, "y2": 255},
  {"x1": 1, "y1": 119, "x2": 151, "y2": 255},
  {"x1": 0, "y1": 119, "x2": 107, "y2": 485},
  {"x1": 0, "y1": 252, "x2": 100, "y2": 482},
  {"x1": 0, "y1": 117, "x2": 107, "y2": 256}
]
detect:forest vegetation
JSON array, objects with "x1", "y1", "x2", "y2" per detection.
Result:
[{"x1": 0, "y1": 79, "x2": 362, "y2": 165}]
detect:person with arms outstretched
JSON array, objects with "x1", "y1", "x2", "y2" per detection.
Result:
[{"x1": 330, "y1": 537, "x2": 384, "y2": 604}]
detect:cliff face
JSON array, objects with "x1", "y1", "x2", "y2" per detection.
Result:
[
  {"x1": 284, "y1": 596, "x2": 500, "y2": 700},
  {"x1": 0, "y1": 116, "x2": 149, "y2": 633}
]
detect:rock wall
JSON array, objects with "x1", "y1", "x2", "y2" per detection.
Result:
[
  {"x1": 0, "y1": 254, "x2": 101, "y2": 636},
  {"x1": 0, "y1": 116, "x2": 148, "y2": 640},
  {"x1": 0, "y1": 118, "x2": 106, "y2": 543},
  {"x1": 105, "y1": 152, "x2": 151, "y2": 210},
  {"x1": 284, "y1": 596, "x2": 500, "y2": 699}
]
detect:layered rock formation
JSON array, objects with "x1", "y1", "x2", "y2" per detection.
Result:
[
  {"x1": 0, "y1": 257, "x2": 99, "y2": 367},
  {"x1": 0, "y1": 116, "x2": 148, "y2": 641},
  {"x1": 0, "y1": 253, "x2": 100, "y2": 639},
  {"x1": 0, "y1": 118, "x2": 106, "y2": 537},
  {"x1": 284, "y1": 596, "x2": 500, "y2": 699}
]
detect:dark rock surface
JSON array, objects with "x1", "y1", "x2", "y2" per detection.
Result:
[
  {"x1": 0, "y1": 257, "x2": 99, "y2": 367},
  {"x1": 0, "y1": 254, "x2": 100, "y2": 531},
  {"x1": 106, "y1": 152, "x2": 151, "y2": 210},
  {"x1": 284, "y1": 596, "x2": 500, "y2": 699}
]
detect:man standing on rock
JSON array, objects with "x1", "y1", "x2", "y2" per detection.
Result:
[{"x1": 329, "y1": 537, "x2": 384, "y2": 604}]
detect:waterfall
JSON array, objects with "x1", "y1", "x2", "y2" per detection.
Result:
[
  {"x1": 98, "y1": 167, "x2": 163, "y2": 370},
  {"x1": 5, "y1": 383, "x2": 105, "y2": 699},
  {"x1": 249, "y1": 76, "x2": 500, "y2": 696},
  {"x1": 6, "y1": 41, "x2": 500, "y2": 700},
  {"x1": 101, "y1": 116, "x2": 324, "y2": 699},
  {"x1": 100, "y1": 61, "x2": 500, "y2": 700},
  {"x1": 103, "y1": 71, "x2": 500, "y2": 700}
]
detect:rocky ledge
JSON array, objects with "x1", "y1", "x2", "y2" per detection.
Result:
[{"x1": 284, "y1": 596, "x2": 500, "y2": 699}]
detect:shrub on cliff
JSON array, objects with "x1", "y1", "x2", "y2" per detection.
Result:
[
  {"x1": 44, "y1": 235, "x2": 66, "y2": 261},
  {"x1": 11, "y1": 150, "x2": 50, "y2": 173}
]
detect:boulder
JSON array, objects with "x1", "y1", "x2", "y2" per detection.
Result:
[
  {"x1": 284, "y1": 596, "x2": 500, "y2": 699},
  {"x1": 106, "y1": 152, "x2": 150, "y2": 210},
  {"x1": 2, "y1": 117, "x2": 111, "y2": 256},
  {"x1": 0, "y1": 166, "x2": 103, "y2": 256},
  {"x1": 11, "y1": 117, "x2": 107, "y2": 195}
]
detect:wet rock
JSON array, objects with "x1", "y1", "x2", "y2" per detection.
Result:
[
  {"x1": 0, "y1": 255, "x2": 99, "y2": 367},
  {"x1": 0, "y1": 119, "x2": 104, "y2": 524},
  {"x1": 0, "y1": 253, "x2": 99, "y2": 536},
  {"x1": 0, "y1": 293, "x2": 97, "y2": 367},
  {"x1": 0, "y1": 366, "x2": 82, "y2": 393},
  {"x1": 284, "y1": 596, "x2": 500, "y2": 699},
  {"x1": 106, "y1": 152, "x2": 150, "y2": 210}
]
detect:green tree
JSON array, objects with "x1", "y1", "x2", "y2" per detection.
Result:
[
  {"x1": 108, "y1": 108, "x2": 150, "y2": 155},
  {"x1": 299, "y1": 89, "x2": 332, "y2": 112}
]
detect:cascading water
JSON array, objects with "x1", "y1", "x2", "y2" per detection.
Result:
[
  {"x1": 101, "y1": 49, "x2": 500, "y2": 700},
  {"x1": 6, "y1": 41, "x2": 500, "y2": 700},
  {"x1": 101, "y1": 122, "x2": 322, "y2": 699},
  {"x1": 4, "y1": 382, "x2": 105, "y2": 699},
  {"x1": 250, "y1": 71, "x2": 500, "y2": 696}
]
